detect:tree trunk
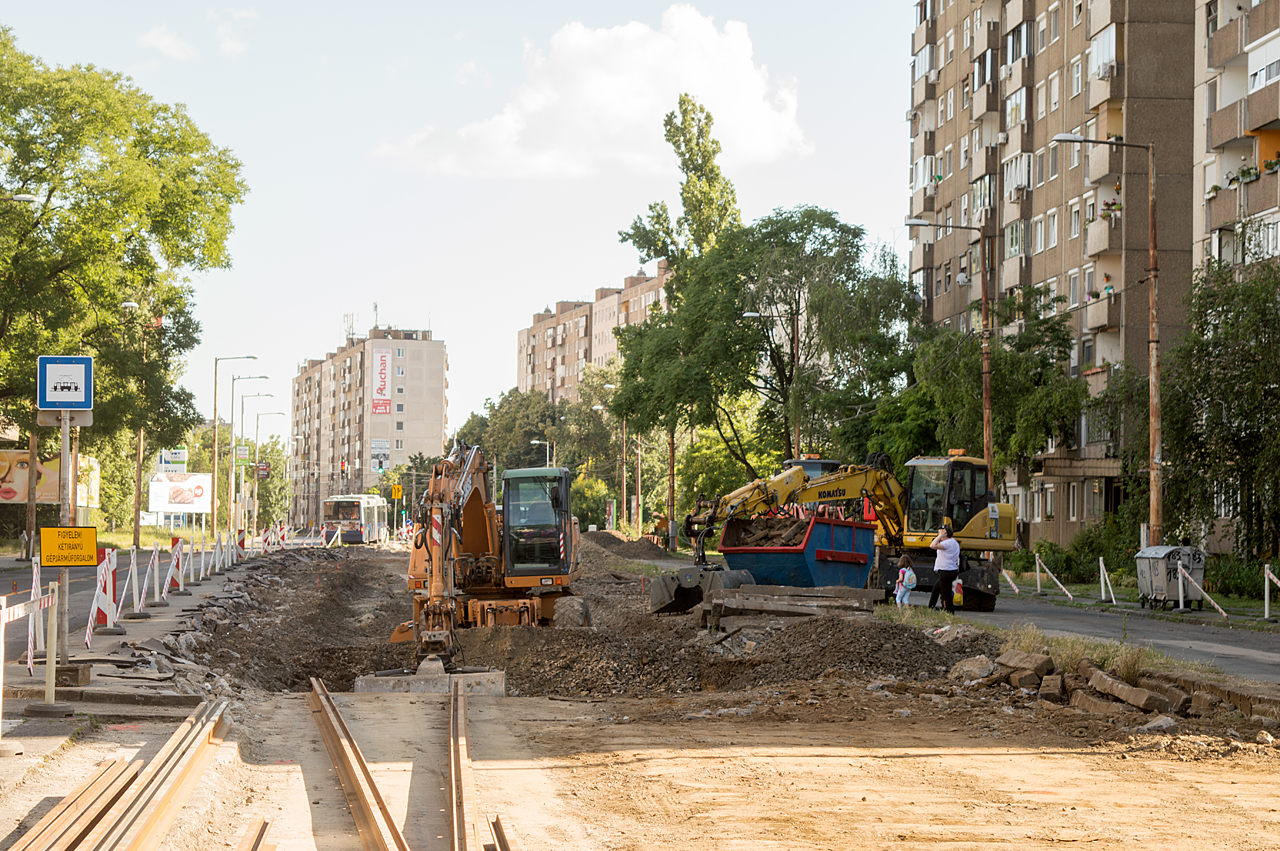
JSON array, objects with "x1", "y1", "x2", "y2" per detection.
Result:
[
  {"x1": 25, "y1": 400, "x2": 38, "y2": 559},
  {"x1": 667, "y1": 426, "x2": 676, "y2": 552}
]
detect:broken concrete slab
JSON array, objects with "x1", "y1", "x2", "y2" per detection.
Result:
[
  {"x1": 1038, "y1": 675, "x2": 1065, "y2": 704},
  {"x1": 995, "y1": 650, "x2": 1054, "y2": 678},
  {"x1": 1137, "y1": 715, "x2": 1179, "y2": 735},
  {"x1": 1191, "y1": 691, "x2": 1223, "y2": 717},
  {"x1": 948, "y1": 655, "x2": 995, "y2": 681},
  {"x1": 1088, "y1": 671, "x2": 1171, "y2": 713},
  {"x1": 1070, "y1": 690, "x2": 1126, "y2": 716},
  {"x1": 1009, "y1": 669, "x2": 1042, "y2": 690}
]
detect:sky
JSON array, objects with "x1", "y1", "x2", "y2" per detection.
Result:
[{"x1": 3, "y1": 2, "x2": 914, "y2": 444}]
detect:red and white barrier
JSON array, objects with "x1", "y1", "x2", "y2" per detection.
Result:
[
  {"x1": 1002, "y1": 569, "x2": 1021, "y2": 594},
  {"x1": 236, "y1": 529, "x2": 246, "y2": 561},
  {"x1": 1034, "y1": 553, "x2": 1074, "y2": 601},
  {"x1": 28, "y1": 560, "x2": 43, "y2": 672},
  {"x1": 84, "y1": 549, "x2": 119, "y2": 648},
  {"x1": 2, "y1": 581, "x2": 60, "y2": 741},
  {"x1": 1098, "y1": 556, "x2": 1118, "y2": 605},
  {"x1": 1264, "y1": 564, "x2": 1280, "y2": 620},
  {"x1": 1177, "y1": 565, "x2": 1226, "y2": 619}
]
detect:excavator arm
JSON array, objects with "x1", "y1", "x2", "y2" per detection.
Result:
[{"x1": 791, "y1": 465, "x2": 908, "y2": 546}]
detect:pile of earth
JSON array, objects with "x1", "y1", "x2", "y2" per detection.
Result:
[
  {"x1": 456, "y1": 613, "x2": 1004, "y2": 698},
  {"x1": 581, "y1": 531, "x2": 673, "y2": 563}
]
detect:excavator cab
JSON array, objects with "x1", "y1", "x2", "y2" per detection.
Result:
[
  {"x1": 502, "y1": 468, "x2": 576, "y2": 580},
  {"x1": 902, "y1": 453, "x2": 998, "y2": 545}
]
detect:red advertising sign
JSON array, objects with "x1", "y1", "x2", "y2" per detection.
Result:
[{"x1": 372, "y1": 348, "x2": 391, "y2": 414}]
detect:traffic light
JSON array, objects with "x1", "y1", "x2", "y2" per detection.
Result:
[
  {"x1": 340, "y1": 459, "x2": 347, "y2": 474},
  {"x1": 378, "y1": 458, "x2": 384, "y2": 472}
]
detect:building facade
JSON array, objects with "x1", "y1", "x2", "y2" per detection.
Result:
[
  {"x1": 291, "y1": 326, "x2": 447, "y2": 527},
  {"x1": 908, "y1": 0, "x2": 1194, "y2": 545},
  {"x1": 516, "y1": 263, "x2": 670, "y2": 403}
]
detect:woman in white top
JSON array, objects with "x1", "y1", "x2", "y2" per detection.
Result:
[{"x1": 927, "y1": 525, "x2": 961, "y2": 613}]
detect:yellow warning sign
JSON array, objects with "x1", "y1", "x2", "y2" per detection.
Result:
[
  {"x1": 40, "y1": 526, "x2": 98, "y2": 567},
  {"x1": 392, "y1": 485, "x2": 403, "y2": 500}
]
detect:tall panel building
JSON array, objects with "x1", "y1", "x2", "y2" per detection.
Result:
[
  {"x1": 908, "y1": 0, "x2": 1194, "y2": 545},
  {"x1": 291, "y1": 326, "x2": 447, "y2": 526}
]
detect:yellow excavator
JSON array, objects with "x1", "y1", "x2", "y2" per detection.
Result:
[
  {"x1": 661, "y1": 451, "x2": 1018, "y2": 612},
  {"x1": 390, "y1": 440, "x2": 588, "y2": 663}
]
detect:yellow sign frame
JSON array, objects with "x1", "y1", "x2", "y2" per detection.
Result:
[
  {"x1": 392, "y1": 484, "x2": 403, "y2": 500},
  {"x1": 40, "y1": 526, "x2": 98, "y2": 567}
]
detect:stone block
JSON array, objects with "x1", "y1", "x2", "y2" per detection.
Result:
[
  {"x1": 1137, "y1": 715, "x2": 1179, "y2": 735},
  {"x1": 979, "y1": 670, "x2": 1008, "y2": 687},
  {"x1": 1088, "y1": 671, "x2": 1171, "y2": 713},
  {"x1": 949, "y1": 655, "x2": 995, "y2": 681},
  {"x1": 1190, "y1": 691, "x2": 1222, "y2": 717},
  {"x1": 1063, "y1": 674, "x2": 1087, "y2": 695},
  {"x1": 1009, "y1": 669, "x2": 1042, "y2": 690},
  {"x1": 1070, "y1": 690, "x2": 1123, "y2": 715},
  {"x1": 1038, "y1": 675, "x2": 1065, "y2": 703},
  {"x1": 995, "y1": 650, "x2": 1055, "y2": 678},
  {"x1": 1077, "y1": 658, "x2": 1102, "y2": 680},
  {"x1": 55, "y1": 664, "x2": 91, "y2": 687}
]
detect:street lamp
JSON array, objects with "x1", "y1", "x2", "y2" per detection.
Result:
[
  {"x1": 213, "y1": 356, "x2": 257, "y2": 545},
  {"x1": 906, "y1": 217, "x2": 995, "y2": 480},
  {"x1": 742, "y1": 309, "x2": 804, "y2": 459},
  {"x1": 1053, "y1": 131, "x2": 1163, "y2": 545},
  {"x1": 530, "y1": 439, "x2": 551, "y2": 467},
  {"x1": 237, "y1": 392, "x2": 272, "y2": 534},
  {"x1": 227, "y1": 374, "x2": 267, "y2": 541},
  {"x1": 252, "y1": 412, "x2": 285, "y2": 539}
]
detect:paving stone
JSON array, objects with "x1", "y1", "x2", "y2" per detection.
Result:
[
  {"x1": 1009, "y1": 669, "x2": 1042, "y2": 690},
  {"x1": 1038, "y1": 674, "x2": 1065, "y2": 703},
  {"x1": 1137, "y1": 715, "x2": 1179, "y2": 735},
  {"x1": 1070, "y1": 690, "x2": 1122, "y2": 715},
  {"x1": 1088, "y1": 671, "x2": 1171, "y2": 713},
  {"x1": 995, "y1": 650, "x2": 1055, "y2": 678}
]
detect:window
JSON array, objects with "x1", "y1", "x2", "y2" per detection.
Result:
[
  {"x1": 1033, "y1": 217, "x2": 1045, "y2": 253},
  {"x1": 938, "y1": 97, "x2": 946, "y2": 126},
  {"x1": 1090, "y1": 25, "x2": 1117, "y2": 79},
  {"x1": 1071, "y1": 59, "x2": 1083, "y2": 96},
  {"x1": 1085, "y1": 195, "x2": 1096, "y2": 221},
  {"x1": 1036, "y1": 151, "x2": 1046, "y2": 185},
  {"x1": 947, "y1": 87, "x2": 954, "y2": 120},
  {"x1": 396, "y1": 386, "x2": 405, "y2": 394},
  {"x1": 1082, "y1": 335, "x2": 1094, "y2": 369},
  {"x1": 394, "y1": 439, "x2": 403, "y2": 450},
  {"x1": 1049, "y1": 143, "x2": 1059, "y2": 179},
  {"x1": 1036, "y1": 82, "x2": 1046, "y2": 118},
  {"x1": 946, "y1": 29, "x2": 955, "y2": 63},
  {"x1": 1004, "y1": 220, "x2": 1029, "y2": 259},
  {"x1": 963, "y1": 16, "x2": 971, "y2": 49},
  {"x1": 1004, "y1": 152, "x2": 1032, "y2": 189},
  {"x1": 913, "y1": 44, "x2": 936, "y2": 81},
  {"x1": 1070, "y1": 127, "x2": 1082, "y2": 167},
  {"x1": 1049, "y1": 73, "x2": 1060, "y2": 111},
  {"x1": 945, "y1": 206, "x2": 953, "y2": 234},
  {"x1": 961, "y1": 81, "x2": 970, "y2": 109},
  {"x1": 1047, "y1": 209, "x2": 1058, "y2": 248},
  {"x1": 1037, "y1": 16, "x2": 1047, "y2": 52},
  {"x1": 1046, "y1": 486, "x2": 1056, "y2": 519},
  {"x1": 944, "y1": 266, "x2": 952, "y2": 293},
  {"x1": 1070, "y1": 205, "x2": 1080, "y2": 238},
  {"x1": 1074, "y1": 0, "x2": 1084, "y2": 26},
  {"x1": 960, "y1": 135, "x2": 970, "y2": 167},
  {"x1": 1069, "y1": 270, "x2": 1080, "y2": 306},
  {"x1": 1249, "y1": 59, "x2": 1280, "y2": 93},
  {"x1": 1084, "y1": 266, "x2": 1095, "y2": 298},
  {"x1": 395, "y1": 403, "x2": 404, "y2": 412},
  {"x1": 395, "y1": 365, "x2": 405, "y2": 376},
  {"x1": 1049, "y1": 6, "x2": 1060, "y2": 42},
  {"x1": 1006, "y1": 87, "x2": 1027, "y2": 126},
  {"x1": 945, "y1": 145, "x2": 953, "y2": 176},
  {"x1": 396, "y1": 347, "x2": 404, "y2": 357},
  {"x1": 1069, "y1": 482, "x2": 1079, "y2": 521},
  {"x1": 960, "y1": 193, "x2": 969, "y2": 226},
  {"x1": 395, "y1": 421, "x2": 404, "y2": 431}
]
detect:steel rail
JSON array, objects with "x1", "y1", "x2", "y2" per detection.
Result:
[
  {"x1": 449, "y1": 681, "x2": 483, "y2": 851},
  {"x1": 233, "y1": 817, "x2": 273, "y2": 851},
  {"x1": 307, "y1": 678, "x2": 409, "y2": 851},
  {"x1": 79, "y1": 699, "x2": 230, "y2": 851}
]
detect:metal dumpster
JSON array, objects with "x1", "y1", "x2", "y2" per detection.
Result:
[
  {"x1": 719, "y1": 515, "x2": 878, "y2": 589},
  {"x1": 1135, "y1": 546, "x2": 1206, "y2": 610}
]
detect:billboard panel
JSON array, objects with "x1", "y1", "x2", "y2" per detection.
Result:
[
  {"x1": 0, "y1": 450, "x2": 100, "y2": 506},
  {"x1": 147, "y1": 472, "x2": 213, "y2": 514},
  {"x1": 371, "y1": 348, "x2": 392, "y2": 414}
]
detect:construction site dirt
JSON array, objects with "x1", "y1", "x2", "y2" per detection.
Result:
[{"x1": 4, "y1": 536, "x2": 1280, "y2": 850}]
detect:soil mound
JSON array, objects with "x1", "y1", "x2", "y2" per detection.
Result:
[{"x1": 582, "y1": 531, "x2": 672, "y2": 562}]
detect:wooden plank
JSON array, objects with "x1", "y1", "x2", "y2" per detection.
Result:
[
  {"x1": 11, "y1": 759, "x2": 140, "y2": 851},
  {"x1": 738, "y1": 585, "x2": 879, "y2": 599}
]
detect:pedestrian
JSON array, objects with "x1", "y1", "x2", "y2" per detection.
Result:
[
  {"x1": 894, "y1": 554, "x2": 916, "y2": 611},
  {"x1": 927, "y1": 525, "x2": 961, "y2": 613}
]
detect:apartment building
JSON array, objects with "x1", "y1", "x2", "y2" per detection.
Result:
[
  {"x1": 1196, "y1": 0, "x2": 1280, "y2": 265},
  {"x1": 908, "y1": 0, "x2": 1194, "y2": 545},
  {"x1": 291, "y1": 326, "x2": 448, "y2": 526},
  {"x1": 516, "y1": 262, "x2": 670, "y2": 403}
]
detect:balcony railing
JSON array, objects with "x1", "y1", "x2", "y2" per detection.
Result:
[
  {"x1": 1086, "y1": 217, "x2": 1122, "y2": 256},
  {"x1": 1209, "y1": 11, "x2": 1246, "y2": 69},
  {"x1": 1209, "y1": 98, "x2": 1248, "y2": 149},
  {"x1": 1247, "y1": 78, "x2": 1280, "y2": 131}
]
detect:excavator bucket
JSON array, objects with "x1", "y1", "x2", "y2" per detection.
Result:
[
  {"x1": 388, "y1": 621, "x2": 415, "y2": 643},
  {"x1": 649, "y1": 566, "x2": 755, "y2": 615}
]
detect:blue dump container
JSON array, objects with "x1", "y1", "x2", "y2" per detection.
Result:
[{"x1": 719, "y1": 515, "x2": 878, "y2": 588}]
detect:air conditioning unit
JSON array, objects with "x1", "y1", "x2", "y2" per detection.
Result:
[
  {"x1": 999, "y1": 64, "x2": 1012, "y2": 80},
  {"x1": 997, "y1": 131, "x2": 1010, "y2": 144},
  {"x1": 1098, "y1": 63, "x2": 1115, "y2": 80},
  {"x1": 925, "y1": 183, "x2": 938, "y2": 197},
  {"x1": 926, "y1": 69, "x2": 939, "y2": 83}
]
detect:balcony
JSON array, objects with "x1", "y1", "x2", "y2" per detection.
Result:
[
  {"x1": 1088, "y1": 0, "x2": 1122, "y2": 38},
  {"x1": 1247, "y1": 79, "x2": 1280, "y2": 131},
  {"x1": 973, "y1": 20, "x2": 1000, "y2": 56},
  {"x1": 971, "y1": 80, "x2": 999, "y2": 120},
  {"x1": 1087, "y1": 66, "x2": 1124, "y2": 111},
  {"x1": 910, "y1": 184, "x2": 937, "y2": 216},
  {"x1": 912, "y1": 130, "x2": 936, "y2": 161},
  {"x1": 1003, "y1": 187, "x2": 1032, "y2": 223},
  {"x1": 912, "y1": 74, "x2": 936, "y2": 109},
  {"x1": 1004, "y1": 0, "x2": 1033, "y2": 33},
  {"x1": 1085, "y1": 295, "x2": 1120, "y2": 331},
  {"x1": 1086, "y1": 217, "x2": 1122, "y2": 256},
  {"x1": 1210, "y1": 12, "x2": 1246, "y2": 69},
  {"x1": 910, "y1": 240, "x2": 935, "y2": 273},
  {"x1": 1004, "y1": 120, "x2": 1034, "y2": 154},
  {"x1": 970, "y1": 145, "x2": 999, "y2": 180},
  {"x1": 913, "y1": 16, "x2": 937, "y2": 55},
  {"x1": 1250, "y1": 0, "x2": 1280, "y2": 44},
  {"x1": 1087, "y1": 143, "x2": 1124, "y2": 186},
  {"x1": 1210, "y1": 98, "x2": 1248, "y2": 149},
  {"x1": 1001, "y1": 253, "x2": 1031, "y2": 291},
  {"x1": 1009, "y1": 54, "x2": 1035, "y2": 92},
  {"x1": 1245, "y1": 168, "x2": 1280, "y2": 217}
]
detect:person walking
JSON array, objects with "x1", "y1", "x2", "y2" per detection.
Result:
[
  {"x1": 894, "y1": 554, "x2": 916, "y2": 611},
  {"x1": 927, "y1": 525, "x2": 961, "y2": 613}
]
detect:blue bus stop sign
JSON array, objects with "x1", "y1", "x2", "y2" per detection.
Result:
[{"x1": 37, "y1": 356, "x2": 94, "y2": 410}]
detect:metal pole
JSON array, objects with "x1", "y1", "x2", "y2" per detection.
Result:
[
  {"x1": 792, "y1": 311, "x2": 801, "y2": 457},
  {"x1": 25, "y1": 403, "x2": 38, "y2": 560},
  {"x1": 620, "y1": 419, "x2": 627, "y2": 527},
  {"x1": 980, "y1": 231, "x2": 993, "y2": 480},
  {"x1": 212, "y1": 363, "x2": 221, "y2": 544},
  {"x1": 1147, "y1": 142, "x2": 1162, "y2": 547},
  {"x1": 59, "y1": 412, "x2": 70, "y2": 665},
  {"x1": 228, "y1": 376, "x2": 237, "y2": 546}
]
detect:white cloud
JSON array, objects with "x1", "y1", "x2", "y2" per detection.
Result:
[
  {"x1": 138, "y1": 25, "x2": 197, "y2": 60},
  {"x1": 209, "y1": 8, "x2": 259, "y2": 56},
  {"x1": 454, "y1": 60, "x2": 492, "y2": 87},
  {"x1": 379, "y1": 5, "x2": 810, "y2": 178}
]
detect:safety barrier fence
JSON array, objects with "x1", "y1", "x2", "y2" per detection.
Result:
[{"x1": 1034, "y1": 553, "x2": 1074, "y2": 600}]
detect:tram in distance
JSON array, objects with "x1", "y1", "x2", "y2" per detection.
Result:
[{"x1": 322, "y1": 493, "x2": 389, "y2": 544}]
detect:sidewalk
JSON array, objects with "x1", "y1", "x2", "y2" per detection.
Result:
[{"x1": 1001, "y1": 578, "x2": 1280, "y2": 629}]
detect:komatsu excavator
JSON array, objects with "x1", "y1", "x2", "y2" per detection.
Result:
[
  {"x1": 391, "y1": 440, "x2": 587, "y2": 663},
  {"x1": 664, "y1": 451, "x2": 1018, "y2": 612}
]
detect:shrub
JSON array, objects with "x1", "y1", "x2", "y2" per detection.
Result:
[
  {"x1": 1068, "y1": 516, "x2": 1140, "y2": 582},
  {"x1": 1205, "y1": 554, "x2": 1265, "y2": 599}
]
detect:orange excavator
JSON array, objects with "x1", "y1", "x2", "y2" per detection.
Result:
[{"x1": 391, "y1": 440, "x2": 587, "y2": 663}]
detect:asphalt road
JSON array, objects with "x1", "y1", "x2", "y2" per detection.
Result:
[{"x1": 962, "y1": 591, "x2": 1280, "y2": 684}]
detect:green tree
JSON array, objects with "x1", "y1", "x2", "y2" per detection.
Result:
[
  {"x1": 915, "y1": 284, "x2": 1087, "y2": 482},
  {"x1": 252, "y1": 436, "x2": 291, "y2": 528},
  {"x1": 1164, "y1": 256, "x2": 1280, "y2": 555}
]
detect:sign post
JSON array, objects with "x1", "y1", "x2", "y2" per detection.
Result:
[{"x1": 37, "y1": 355, "x2": 93, "y2": 665}]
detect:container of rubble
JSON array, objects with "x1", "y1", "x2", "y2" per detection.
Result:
[
  {"x1": 719, "y1": 514, "x2": 877, "y2": 589},
  {"x1": 1135, "y1": 545, "x2": 1206, "y2": 610}
]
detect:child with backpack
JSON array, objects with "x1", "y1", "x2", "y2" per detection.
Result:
[{"x1": 895, "y1": 554, "x2": 917, "y2": 611}]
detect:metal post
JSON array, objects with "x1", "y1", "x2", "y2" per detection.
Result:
[
  {"x1": 792, "y1": 311, "x2": 801, "y2": 457},
  {"x1": 58, "y1": 412, "x2": 70, "y2": 664},
  {"x1": 1147, "y1": 142, "x2": 1162, "y2": 547},
  {"x1": 980, "y1": 231, "x2": 993, "y2": 479},
  {"x1": 620, "y1": 419, "x2": 627, "y2": 527},
  {"x1": 25, "y1": 404, "x2": 38, "y2": 560}
]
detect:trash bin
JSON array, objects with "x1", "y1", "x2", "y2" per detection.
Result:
[{"x1": 1135, "y1": 546, "x2": 1206, "y2": 610}]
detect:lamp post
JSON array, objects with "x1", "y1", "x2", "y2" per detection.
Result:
[
  {"x1": 743, "y1": 310, "x2": 803, "y2": 459},
  {"x1": 238, "y1": 393, "x2": 272, "y2": 535},
  {"x1": 213, "y1": 356, "x2": 256, "y2": 545},
  {"x1": 227, "y1": 375, "x2": 266, "y2": 542},
  {"x1": 530, "y1": 439, "x2": 551, "y2": 467},
  {"x1": 252, "y1": 412, "x2": 285, "y2": 540},
  {"x1": 1053, "y1": 132, "x2": 1162, "y2": 545},
  {"x1": 905, "y1": 218, "x2": 994, "y2": 480}
]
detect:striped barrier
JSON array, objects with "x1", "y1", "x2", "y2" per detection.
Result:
[
  {"x1": 1034, "y1": 553, "x2": 1074, "y2": 600},
  {"x1": 2, "y1": 581, "x2": 60, "y2": 742}
]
